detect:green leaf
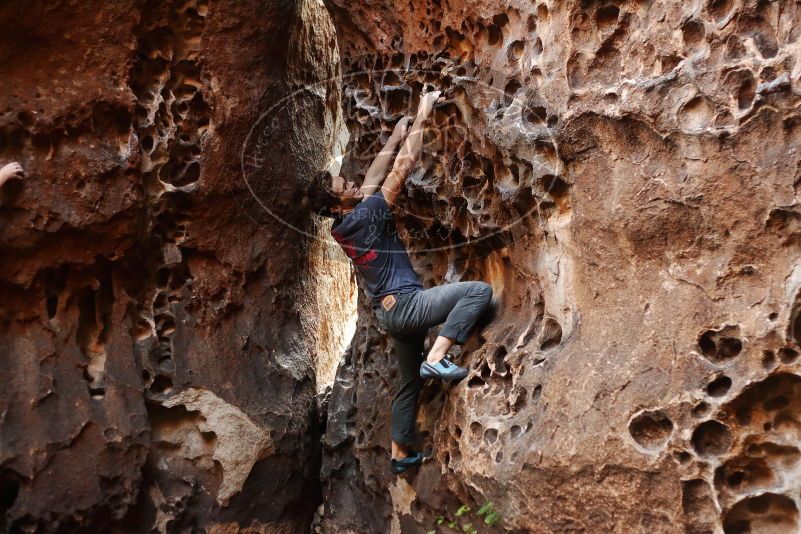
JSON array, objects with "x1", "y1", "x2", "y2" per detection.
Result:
[
  {"x1": 448, "y1": 520, "x2": 458, "y2": 528},
  {"x1": 426, "y1": 530, "x2": 436, "y2": 534},
  {"x1": 455, "y1": 505, "x2": 471, "y2": 517},
  {"x1": 461, "y1": 524, "x2": 476, "y2": 534},
  {"x1": 476, "y1": 501, "x2": 494, "y2": 516},
  {"x1": 436, "y1": 516, "x2": 445, "y2": 525},
  {"x1": 485, "y1": 511, "x2": 500, "y2": 526}
]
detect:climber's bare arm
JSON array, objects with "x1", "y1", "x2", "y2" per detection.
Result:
[
  {"x1": 360, "y1": 117, "x2": 410, "y2": 197},
  {"x1": 0, "y1": 162, "x2": 23, "y2": 188},
  {"x1": 381, "y1": 91, "x2": 441, "y2": 205}
]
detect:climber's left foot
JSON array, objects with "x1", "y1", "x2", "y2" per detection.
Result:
[{"x1": 390, "y1": 451, "x2": 430, "y2": 474}]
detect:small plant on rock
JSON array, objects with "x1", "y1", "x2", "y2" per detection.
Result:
[{"x1": 426, "y1": 501, "x2": 507, "y2": 534}]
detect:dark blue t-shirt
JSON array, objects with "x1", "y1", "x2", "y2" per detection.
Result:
[{"x1": 331, "y1": 191, "x2": 423, "y2": 304}]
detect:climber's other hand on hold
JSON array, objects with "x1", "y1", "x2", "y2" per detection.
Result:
[
  {"x1": 389, "y1": 116, "x2": 410, "y2": 142},
  {"x1": 416, "y1": 90, "x2": 441, "y2": 119},
  {"x1": 0, "y1": 161, "x2": 23, "y2": 188}
]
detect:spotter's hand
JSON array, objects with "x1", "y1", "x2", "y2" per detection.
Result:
[{"x1": 0, "y1": 161, "x2": 23, "y2": 186}]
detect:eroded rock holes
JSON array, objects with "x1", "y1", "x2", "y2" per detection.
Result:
[
  {"x1": 128, "y1": 0, "x2": 210, "y2": 398},
  {"x1": 722, "y1": 493, "x2": 799, "y2": 534},
  {"x1": 628, "y1": 409, "x2": 673, "y2": 451},
  {"x1": 338, "y1": 35, "x2": 565, "y2": 256},
  {"x1": 691, "y1": 420, "x2": 733, "y2": 458},
  {"x1": 698, "y1": 325, "x2": 743, "y2": 363},
  {"x1": 707, "y1": 375, "x2": 732, "y2": 398},
  {"x1": 75, "y1": 270, "x2": 114, "y2": 400}
]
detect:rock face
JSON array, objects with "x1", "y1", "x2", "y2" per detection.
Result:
[
  {"x1": 320, "y1": 0, "x2": 801, "y2": 532},
  {"x1": 0, "y1": 0, "x2": 349, "y2": 531},
  {"x1": 3, "y1": 0, "x2": 801, "y2": 532}
]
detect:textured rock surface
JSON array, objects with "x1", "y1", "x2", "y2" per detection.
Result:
[
  {"x1": 320, "y1": 0, "x2": 801, "y2": 532},
  {"x1": 3, "y1": 0, "x2": 801, "y2": 532},
  {"x1": 0, "y1": 0, "x2": 348, "y2": 531}
]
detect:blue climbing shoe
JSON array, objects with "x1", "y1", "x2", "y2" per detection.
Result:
[
  {"x1": 420, "y1": 357, "x2": 469, "y2": 381},
  {"x1": 390, "y1": 451, "x2": 430, "y2": 474}
]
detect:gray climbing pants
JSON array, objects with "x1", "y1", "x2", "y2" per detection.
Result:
[{"x1": 374, "y1": 281, "x2": 493, "y2": 447}]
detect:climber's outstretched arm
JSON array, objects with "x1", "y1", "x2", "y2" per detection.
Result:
[
  {"x1": 381, "y1": 91, "x2": 441, "y2": 205},
  {"x1": 360, "y1": 117, "x2": 410, "y2": 197}
]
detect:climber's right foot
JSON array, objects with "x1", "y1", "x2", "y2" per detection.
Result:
[{"x1": 420, "y1": 357, "x2": 468, "y2": 381}]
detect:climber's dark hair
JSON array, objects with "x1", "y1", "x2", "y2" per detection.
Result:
[{"x1": 303, "y1": 170, "x2": 341, "y2": 219}]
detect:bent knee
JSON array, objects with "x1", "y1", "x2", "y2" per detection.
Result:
[{"x1": 474, "y1": 281, "x2": 493, "y2": 301}]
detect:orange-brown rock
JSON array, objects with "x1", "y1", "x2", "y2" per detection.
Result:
[
  {"x1": 3, "y1": 0, "x2": 801, "y2": 532},
  {"x1": 320, "y1": 0, "x2": 801, "y2": 532},
  {"x1": 0, "y1": 0, "x2": 346, "y2": 531}
]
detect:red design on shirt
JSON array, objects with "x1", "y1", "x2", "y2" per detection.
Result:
[
  {"x1": 354, "y1": 249, "x2": 378, "y2": 265},
  {"x1": 332, "y1": 230, "x2": 377, "y2": 268}
]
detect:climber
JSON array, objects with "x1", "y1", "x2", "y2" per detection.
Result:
[
  {"x1": 0, "y1": 161, "x2": 23, "y2": 189},
  {"x1": 304, "y1": 91, "x2": 493, "y2": 474}
]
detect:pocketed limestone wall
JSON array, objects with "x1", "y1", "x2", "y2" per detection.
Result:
[
  {"x1": 0, "y1": 0, "x2": 349, "y2": 531},
  {"x1": 319, "y1": 1, "x2": 801, "y2": 532}
]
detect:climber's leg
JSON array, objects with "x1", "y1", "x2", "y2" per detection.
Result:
[
  {"x1": 395, "y1": 281, "x2": 493, "y2": 364},
  {"x1": 391, "y1": 440, "x2": 408, "y2": 459},
  {"x1": 389, "y1": 331, "x2": 426, "y2": 457},
  {"x1": 426, "y1": 335, "x2": 457, "y2": 365}
]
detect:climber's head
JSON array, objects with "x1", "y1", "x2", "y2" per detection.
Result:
[{"x1": 304, "y1": 170, "x2": 364, "y2": 218}]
